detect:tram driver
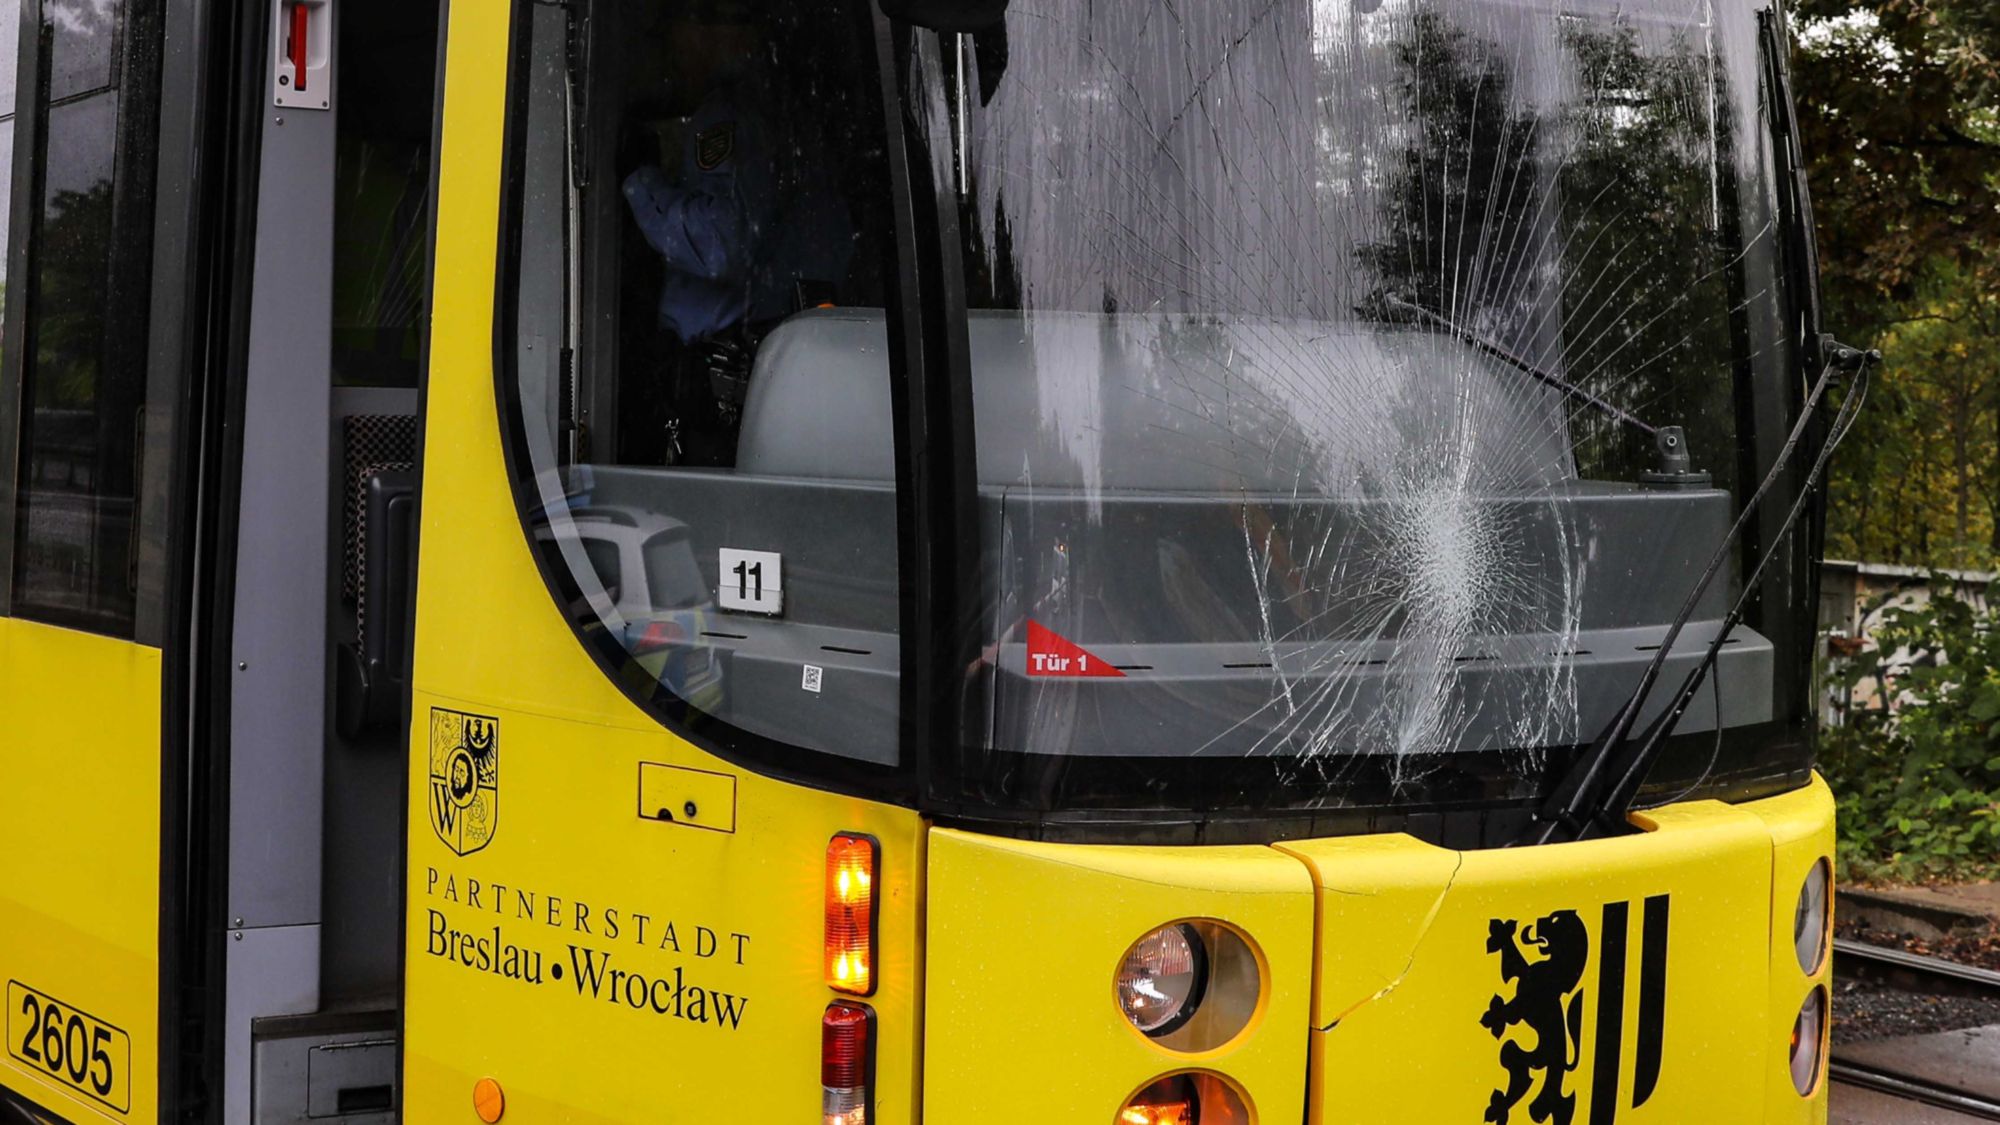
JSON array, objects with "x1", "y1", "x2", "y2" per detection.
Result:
[{"x1": 619, "y1": 0, "x2": 855, "y2": 465}]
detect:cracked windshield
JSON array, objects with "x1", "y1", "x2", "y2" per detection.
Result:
[
  {"x1": 512, "y1": 0, "x2": 1810, "y2": 814},
  {"x1": 923, "y1": 0, "x2": 1802, "y2": 804}
]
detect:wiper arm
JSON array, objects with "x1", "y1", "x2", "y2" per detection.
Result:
[
  {"x1": 1375, "y1": 295, "x2": 1659, "y2": 439},
  {"x1": 1523, "y1": 337, "x2": 1879, "y2": 846}
]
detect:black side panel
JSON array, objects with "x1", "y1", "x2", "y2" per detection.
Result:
[
  {"x1": 164, "y1": 0, "x2": 270, "y2": 1119},
  {"x1": 395, "y1": 0, "x2": 454, "y2": 1089},
  {"x1": 149, "y1": 0, "x2": 209, "y2": 1113}
]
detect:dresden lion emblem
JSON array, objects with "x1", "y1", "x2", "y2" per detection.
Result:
[
  {"x1": 1481, "y1": 911, "x2": 1588, "y2": 1125},
  {"x1": 428, "y1": 708, "x2": 499, "y2": 856}
]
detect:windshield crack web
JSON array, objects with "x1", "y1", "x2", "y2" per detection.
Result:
[{"x1": 949, "y1": 0, "x2": 1777, "y2": 795}]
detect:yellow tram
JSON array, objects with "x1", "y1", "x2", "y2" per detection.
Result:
[{"x1": 0, "y1": 0, "x2": 1858, "y2": 1120}]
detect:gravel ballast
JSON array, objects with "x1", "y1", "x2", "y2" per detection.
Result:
[{"x1": 1833, "y1": 916, "x2": 2000, "y2": 1044}]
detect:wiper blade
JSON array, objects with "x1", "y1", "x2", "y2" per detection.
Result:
[
  {"x1": 1375, "y1": 295, "x2": 1658, "y2": 438},
  {"x1": 1524, "y1": 337, "x2": 1879, "y2": 846}
]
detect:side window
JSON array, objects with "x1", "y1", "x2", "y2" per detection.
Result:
[
  {"x1": 0, "y1": 0, "x2": 17, "y2": 274},
  {"x1": 331, "y1": 2, "x2": 433, "y2": 387},
  {"x1": 0, "y1": 0, "x2": 165, "y2": 637},
  {"x1": 502, "y1": 0, "x2": 904, "y2": 766}
]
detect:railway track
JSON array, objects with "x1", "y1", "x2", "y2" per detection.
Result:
[
  {"x1": 1837, "y1": 938, "x2": 2000, "y2": 997},
  {"x1": 1832, "y1": 939, "x2": 2000, "y2": 1120}
]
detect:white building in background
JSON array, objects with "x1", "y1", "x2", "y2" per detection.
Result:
[{"x1": 1817, "y1": 559, "x2": 1995, "y2": 723}]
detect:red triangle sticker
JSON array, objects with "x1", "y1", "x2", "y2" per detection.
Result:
[{"x1": 1025, "y1": 620, "x2": 1126, "y2": 678}]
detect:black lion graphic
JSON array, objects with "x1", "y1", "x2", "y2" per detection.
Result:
[{"x1": 1481, "y1": 911, "x2": 1588, "y2": 1125}]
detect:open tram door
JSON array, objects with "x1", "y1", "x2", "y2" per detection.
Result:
[{"x1": 0, "y1": 0, "x2": 441, "y2": 1119}]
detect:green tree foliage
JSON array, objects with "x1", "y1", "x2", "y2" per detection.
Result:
[
  {"x1": 1824, "y1": 259, "x2": 2000, "y2": 565},
  {"x1": 1796, "y1": 0, "x2": 2000, "y2": 311},
  {"x1": 1821, "y1": 584, "x2": 2000, "y2": 880},
  {"x1": 1358, "y1": 14, "x2": 1748, "y2": 487},
  {"x1": 1555, "y1": 22, "x2": 1744, "y2": 489},
  {"x1": 1797, "y1": 6, "x2": 2000, "y2": 883},
  {"x1": 1797, "y1": 1, "x2": 2000, "y2": 567},
  {"x1": 32, "y1": 181, "x2": 115, "y2": 410}
]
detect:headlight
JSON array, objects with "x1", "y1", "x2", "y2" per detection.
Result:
[
  {"x1": 1789, "y1": 987, "x2": 1827, "y2": 1096},
  {"x1": 1793, "y1": 859, "x2": 1831, "y2": 974},
  {"x1": 1115, "y1": 923, "x2": 1209, "y2": 1036}
]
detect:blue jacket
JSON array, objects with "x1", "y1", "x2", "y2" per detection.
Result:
[{"x1": 622, "y1": 85, "x2": 854, "y2": 342}]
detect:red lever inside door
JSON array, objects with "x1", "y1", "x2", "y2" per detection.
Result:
[{"x1": 288, "y1": 2, "x2": 308, "y2": 92}]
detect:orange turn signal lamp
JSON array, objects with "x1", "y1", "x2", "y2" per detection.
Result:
[
  {"x1": 824, "y1": 833, "x2": 877, "y2": 996},
  {"x1": 1123, "y1": 1073, "x2": 1244, "y2": 1124},
  {"x1": 472, "y1": 1077, "x2": 505, "y2": 1123},
  {"x1": 1119, "y1": 1100, "x2": 1195, "y2": 1125}
]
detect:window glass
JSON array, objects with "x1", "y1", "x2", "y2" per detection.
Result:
[
  {"x1": 0, "y1": 0, "x2": 19, "y2": 315},
  {"x1": 504, "y1": 0, "x2": 903, "y2": 765},
  {"x1": 330, "y1": 3, "x2": 434, "y2": 387},
  {"x1": 912, "y1": 0, "x2": 1796, "y2": 810},
  {"x1": 9, "y1": 0, "x2": 162, "y2": 635},
  {"x1": 0, "y1": 0, "x2": 18, "y2": 112},
  {"x1": 47, "y1": 0, "x2": 116, "y2": 101},
  {"x1": 581, "y1": 538, "x2": 623, "y2": 599},
  {"x1": 642, "y1": 530, "x2": 705, "y2": 611}
]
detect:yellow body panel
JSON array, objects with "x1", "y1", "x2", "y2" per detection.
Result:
[
  {"x1": 403, "y1": 3, "x2": 924, "y2": 1120},
  {"x1": 404, "y1": 695, "x2": 926, "y2": 1122},
  {"x1": 917, "y1": 783, "x2": 1829, "y2": 1124},
  {"x1": 1280, "y1": 780, "x2": 1835, "y2": 1124},
  {"x1": 0, "y1": 619, "x2": 160, "y2": 1122},
  {"x1": 923, "y1": 831, "x2": 1316, "y2": 1123},
  {"x1": 1747, "y1": 779, "x2": 1838, "y2": 1123}
]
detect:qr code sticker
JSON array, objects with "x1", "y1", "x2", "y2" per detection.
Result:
[{"x1": 801, "y1": 664, "x2": 824, "y2": 694}]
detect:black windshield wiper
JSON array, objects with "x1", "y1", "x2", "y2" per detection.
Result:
[
  {"x1": 1523, "y1": 337, "x2": 1878, "y2": 846},
  {"x1": 1375, "y1": 295, "x2": 1659, "y2": 439}
]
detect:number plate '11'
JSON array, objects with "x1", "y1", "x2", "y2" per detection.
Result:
[
  {"x1": 718, "y1": 548, "x2": 783, "y2": 616},
  {"x1": 7, "y1": 980, "x2": 131, "y2": 1113}
]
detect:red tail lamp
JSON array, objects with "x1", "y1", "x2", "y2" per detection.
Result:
[
  {"x1": 822, "y1": 1002, "x2": 873, "y2": 1125},
  {"x1": 825, "y1": 833, "x2": 878, "y2": 995}
]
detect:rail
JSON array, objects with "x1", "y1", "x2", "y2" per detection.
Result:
[
  {"x1": 1831, "y1": 938, "x2": 2000, "y2": 1120},
  {"x1": 1835, "y1": 938, "x2": 2000, "y2": 996}
]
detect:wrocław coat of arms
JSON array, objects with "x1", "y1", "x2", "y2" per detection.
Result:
[{"x1": 429, "y1": 708, "x2": 499, "y2": 855}]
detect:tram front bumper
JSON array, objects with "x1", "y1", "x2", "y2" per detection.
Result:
[{"x1": 921, "y1": 777, "x2": 1833, "y2": 1124}]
